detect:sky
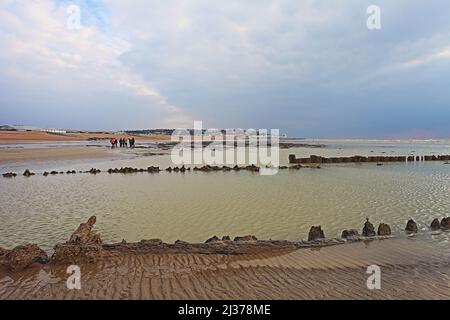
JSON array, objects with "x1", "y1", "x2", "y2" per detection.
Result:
[{"x1": 0, "y1": 0, "x2": 449, "y2": 138}]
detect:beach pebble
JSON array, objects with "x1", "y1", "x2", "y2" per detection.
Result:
[
  {"x1": 377, "y1": 223, "x2": 391, "y2": 236},
  {"x1": 234, "y1": 235, "x2": 258, "y2": 242},
  {"x1": 174, "y1": 240, "x2": 189, "y2": 246},
  {"x1": 2, "y1": 172, "x2": 17, "y2": 178},
  {"x1": 139, "y1": 239, "x2": 163, "y2": 246},
  {"x1": 431, "y1": 218, "x2": 441, "y2": 230},
  {"x1": 441, "y1": 217, "x2": 450, "y2": 230},
  {"x1": 362, "y1": 218, "x2": 376, "y2": 237},
  {"x1": 341, "y1": 229, "x2": 359, "y2": 239},
  {"x1": 405, "y1": 219, "x2": 418, "y2": 233},
  {"x1": 0, "y1": 247, "x2": 9, "y2": 257},
  {"x1": 52, "y1": 216, "x2": 104, "y2": 264},
  {"x1": 205, "y1": 236, "x2": 221, "y2": 244},
  {"x1": 308, "y1": 226, "x2": 325, "y2": 241},
  {"x1": 136, "y1": 239, "x2": 163, "y2": 246},
  {"x1": 2, "y1": 244, "x2": 48, "y2": 271},
  {"x1": 23, "y1": 169, "x2": 35, "y2": 177}
]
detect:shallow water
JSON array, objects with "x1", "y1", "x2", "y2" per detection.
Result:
[{"x1": 1, "y1": 140, "x2": 450, "y2": 252}]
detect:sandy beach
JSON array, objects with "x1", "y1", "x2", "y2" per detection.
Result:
[
  {"x1": 0, "y1": 147, "x2": 118, "y2": 164},
  {"x1": 0, "y1": 130, "x2": 172, "y2": 166},
  {"x1": 1, "y1": 238, "x2": 449, "y2": 300},
  {"x1": 2, "y1": 0, "x2": 450, "y2": 306},
  {"x1": 0, "y1": 130, "x2": 316, "y2": 166},
  {"x1": 2, "y1": 137, "x2": 450, "y2": 300},
  {"x1": 0, "y1": 130, "x2": 171, "y2": 145}
]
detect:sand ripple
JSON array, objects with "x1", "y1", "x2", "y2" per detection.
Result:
[{"x1": 1, "y1": 238, "x2": 449, "y2": 300}]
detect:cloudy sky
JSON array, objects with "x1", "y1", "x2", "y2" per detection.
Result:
[{"x1": 0, "y1": 0, "x2": 449, "y2": 138}]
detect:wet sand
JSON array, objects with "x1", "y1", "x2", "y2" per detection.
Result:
[
  {"x1": 1, "y1": 138, "x2": 450, "y2": 300},
  {"x1": 1, "y1": 238, "x2": 449, "y2": 300},
  {"x1": 0, "y1": 147, "x2": 118, "y2": 165},
  {"x1": 0, "y1": 130, "x2": 171, "y2": 144},
  {"x1": 0, "y1": 131, "x2": 171, "y2": 166},
  {"x1": 0, "y1": 131, "x2": 88, "y2": 144}
]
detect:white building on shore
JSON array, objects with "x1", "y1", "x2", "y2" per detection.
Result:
[{"x1": 42, "y1": 128, "x2": 67, "y2": 134}]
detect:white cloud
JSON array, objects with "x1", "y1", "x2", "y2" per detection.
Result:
[
  {"x1": 1, "y1": 0, "x2": 450, "y2": 136},
  {"x1": 0, "y1": 0, "x2": 192, "y2": 128},
  {"x1": 398, "y1": 46, "x2": 450, "y2": 69}
]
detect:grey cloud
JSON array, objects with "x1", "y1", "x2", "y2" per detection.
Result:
[{"x1": 1, "y1": 0, "x2": 450, "y2": 137}]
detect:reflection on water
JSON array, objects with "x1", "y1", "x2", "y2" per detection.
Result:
[{"x1": 1, "y1": 141, "x2": 450, "y2": 252}]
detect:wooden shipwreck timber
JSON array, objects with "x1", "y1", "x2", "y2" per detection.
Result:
[{"x1": 289, "y1": 154, "x2": 450, "y2": 164}]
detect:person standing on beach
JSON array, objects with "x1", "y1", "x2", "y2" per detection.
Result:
[
  {"x1": 130, "y1": 137, "x2": 135, "y2": 148},
  {"x1": 110, "y1": 137, "x2": 116, "y2": 149}
]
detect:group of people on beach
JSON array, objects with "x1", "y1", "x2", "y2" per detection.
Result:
[{"x1": 110, "y1": 137, "x2": 135, "y2": 149}]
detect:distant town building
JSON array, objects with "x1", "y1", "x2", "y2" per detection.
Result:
[{"x1": 42, "y1": 129, "x2": 67, "y2": 134}]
